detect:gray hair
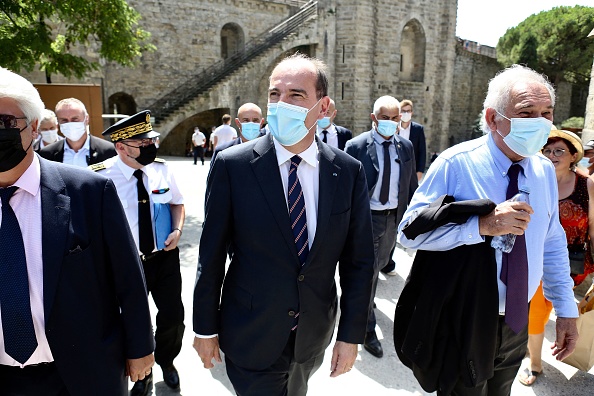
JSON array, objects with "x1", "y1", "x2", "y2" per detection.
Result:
[
  {"x1": 483, "y1": 64, "x2": 555, "y2": 130},
  {"x1": 40, "y1": 109, "x2": 58, "y2": 126},
  {"x1": 55, "y1": 97, "x2": 88, "y2": 117},
  {"x1": 0, "y1": 67, "x2": 45, "y2": 123},
  {"x1": 373, "y1": 95, "x2": 401, "y2": 116}
]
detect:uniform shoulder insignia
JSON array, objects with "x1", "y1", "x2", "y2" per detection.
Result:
[
  {"x1": 89, "y1": 162, "x2": 106, "y2": 172},
  {"x1": 154, "y1": 157, "x2": 166, "y2": 163}
]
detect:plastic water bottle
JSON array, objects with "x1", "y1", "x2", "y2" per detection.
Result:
[{"x1": 490, "y1": 186, "x2": 530, "y2": 253}]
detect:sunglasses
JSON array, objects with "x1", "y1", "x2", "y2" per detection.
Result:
[
  {"x1": 542, "y1": 148, "x2": 566, "y2": 158},
  {"x1": 0, "y1": 114, "x2": 28, "y2": 130}
]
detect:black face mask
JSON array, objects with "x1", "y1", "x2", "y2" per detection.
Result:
[
  {"x1": 0, "y1": 128, "x2": 32, "y2": 172},
  {"x1": 134, "y1": 144, "x2": 158, "y2": 166}
]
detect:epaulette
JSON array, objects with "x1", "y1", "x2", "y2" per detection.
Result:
[
  {"x1": 154, "y1": 157, "x2": 166, "y2": 163},
  {"x1": 89, "y1": 162, "x2": 106, "y2": 172}
]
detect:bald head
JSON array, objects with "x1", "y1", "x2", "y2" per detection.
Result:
[{"x1": 235, "y1": 102, "x2": 264, "y2": 142}]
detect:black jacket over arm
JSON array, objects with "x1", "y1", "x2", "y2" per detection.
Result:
[{"x1": 394, "y1": 195, "x2": 499, "y2": 396}]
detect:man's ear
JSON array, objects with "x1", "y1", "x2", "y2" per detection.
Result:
[
  {"x1": 370, "y1": 113, "x2": 377, "y2": 126},
  {"x1": 235, "y1": 118, "x2": 242, "y2": 130},
  {"x1": 259, "y1": 118, "x2": 265, "y2": 128},
  {"x1": 485, "y1": 108, "x2": 498, "y2": 133},
  {"x1": 318, "y1": 96, "x2": 330, "y2": 119}
]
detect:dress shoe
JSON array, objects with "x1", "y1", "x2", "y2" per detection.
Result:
[
  {"x1": 162, "y1": 364, "x2": 180, "y2": 390},
  {"x1": 130, "y1": 371, "x2": 152, "y2": 396},
  {"x1": 364, "y1": 330, "x2": 383, "y2": 358}
]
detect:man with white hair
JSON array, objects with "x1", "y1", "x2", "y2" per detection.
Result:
[
  {"x1": 345, "y1": 95, "x2": 417, "y2": 359},
  {"x1": 33, "y1": 109, "x2": 62, "y2": 151},
  {"x1": 0, "y1": 67, "x2": 154, "y2": 395},
  {"x1": 39, "y1": 97, "x2": 115, "y2": 167},
  {"x1": 396, "y1": 65, "x2": 578, "y2": 395}
]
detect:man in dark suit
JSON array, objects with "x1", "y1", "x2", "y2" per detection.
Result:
[
  {"x1": 316, "y1": 98, "x2": 352, "y2": 150},
  {"x1": 0, "y1": 67, "x2": 154, "y2": 395},
  {"x1": 399, "y1": 99, "x2": 426, "y2": 181},
  {"x1": 345, "y1": 95, "x2": 418, "y2": 359},
  {"x1": 39, "y1": 98, "x2": 115, "y2": 167},
  {"x1": 210, "y1": 102, "x2": 265, "y2": 166},
  {"x1": 193, "y1": 54, "x2": 375, "y2": 396}
]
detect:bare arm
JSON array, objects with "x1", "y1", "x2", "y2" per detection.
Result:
[{"x1": 164, "y1": 204, "x2": 184, "y2": 250}]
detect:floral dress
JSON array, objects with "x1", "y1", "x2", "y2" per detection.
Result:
[{"x1": 558, "y1": 172, "x2": 594, "y2": 286}]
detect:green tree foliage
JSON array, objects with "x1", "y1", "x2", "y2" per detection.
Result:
[
  {"x1": 0, "y1": 0, "x2": 155, "y2": 81},
  {"x1": 497, "y1": 5, "x2": 594, "y2": 85}
]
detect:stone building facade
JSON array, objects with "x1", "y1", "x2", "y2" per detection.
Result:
[{"x1": 19, "y1": 0, "x2": 588, "y2": 168}]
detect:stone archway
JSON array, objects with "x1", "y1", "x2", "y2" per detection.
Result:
[
  {"x1": 108, "y1": 92, "x2": 137, "y2": 117},
  {"x1": 221, "y1": 23, "x2": 245, "y2": 59},
  {"x1": 158, "y1": 108, "x2": 230, "y2": 156},
  {"x1": 400, "y1": 19, "x2": 426, "y2": 82}
]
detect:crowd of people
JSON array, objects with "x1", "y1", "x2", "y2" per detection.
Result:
[{"x1": 0, "y1": 52, "x2": 592, "y2": 396}]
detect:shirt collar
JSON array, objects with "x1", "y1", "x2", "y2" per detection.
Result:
[
  {"x1": 487, "y1": 132, "x2": 529, "y2": 177},
  {"x1": 116, "y1": 155, "x2": 141, "y2": 181},
  {"x1": 273, "y1": 136, "x2": 318, "y2": 169},
  {"x1": 12, "y1": 154, "x2": 41, "y2": 198},
  {"x1": 64, "y1": 133, "x2": 90, "y2": 152},
  {"x1": 317, "y1": 124, "x2": 336, "y2": 135},
  {"x1": 372, "y1": 129, "x2": 395, "y2": 145}
]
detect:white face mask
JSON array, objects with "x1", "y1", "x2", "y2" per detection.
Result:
[
  {"x1": 400, "y1": 112, "x2": 412, "y2": 123},
  {"x1": 40, "y1": 129, "x2": 59, "y2": 143},
  {"x1": 60, "y1": 121, "x2": 87, "y2": 141}
]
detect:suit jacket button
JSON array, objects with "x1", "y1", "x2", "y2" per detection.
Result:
[
  {"x1": 298, "y1": 275, "x2": 305, "y2": 281},
  {"x1": 288, "y1": 310, "x2": 296, "y2": 317}
]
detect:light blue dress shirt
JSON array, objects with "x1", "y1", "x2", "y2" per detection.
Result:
[
  {"x1": 369, "y1": 130, "x2": 400, "y2": 211},
  {"x1": 398, "y1": 133, "x2": 578, "y2": 318}
]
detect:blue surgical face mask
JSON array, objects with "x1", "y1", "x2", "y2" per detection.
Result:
[
  {"x1": 375, "y1": 120, "x2": 398, "y2": 138},
  {"x1": 318, "y1": 116, "x2": 331, "y2": 129},
  {"x1": 578, "y1": 157, "x2": 591, "y2": 169},
  {"x1": 240, "y1": 122, "x2": 261, "y2": 141},
  {"x1": 496, "y1": 111, "x2": 553, "y2": 157},
  {"x1": 267, "y1": 99, "x2": 321, "y2": 146}
]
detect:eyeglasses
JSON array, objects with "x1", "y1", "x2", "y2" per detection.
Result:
[
  {"x1": 0, "y1": 114, "x2": 27, "y2": 130},
  {"x1": 121, "y1": 138, "x2": 157, "y2": 148},
  {"x1": 542, "y1": 148, "x2": 566, "y2": 158}
]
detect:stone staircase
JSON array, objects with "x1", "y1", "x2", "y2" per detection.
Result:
[{"x1": 148, "y1": 0, "x2": 318, "y2": 127}]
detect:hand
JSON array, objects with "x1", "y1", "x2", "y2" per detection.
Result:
[
  {"x1": 478, "y1": 201, "x2": 533, "y2": 236},
  {"x1": 551, "y1": 317, "x2": 579, "y2": 361},
  {"x1": 163, "y1": 229, "x2": 182, "y2": 250},
  {"x1": 329, "y1": 341, "x2": 358, "y2": 378},
  {"x1": 126, "y1": 354, "x2": 155, "y2": 382},
  {"x1": 193, "y1": 336, "x2": 222, "y2": 369}
]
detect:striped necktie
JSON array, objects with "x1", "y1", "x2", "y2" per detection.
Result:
[{"x1": 288, "y1": 156, "x2": 309, "y2": 266}]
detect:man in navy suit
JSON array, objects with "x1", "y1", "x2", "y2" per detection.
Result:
[
  {"x1": 0, "y1": 68, "x2": 154, "y2": 395},
  {"x1": 345, "y1": 96, "x2": 418, "y2": 359},
  {"x1": 316, "y1": 98, "x2": 352, "y2": 150},
  {"x1": 193, "y1": 54, "x2": 375, "y2": 396},
  {"x1": 399, "y1": 99, "x2": 426, "y2": 181}
]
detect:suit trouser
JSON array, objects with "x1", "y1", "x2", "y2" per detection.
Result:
[
  {"x1": 0, "y1": 363, "x2": 71, "y2": 396},
  {"x1": 367, "y1": 210, "x2": 398, "y2": 332},
  {"x1": 225, "y1": 331, "x2": 324, "y2": 396},
  {"x1": 193, "y1": 146, "x2": 204, "y2": 164},
  {"x1": 142, "y1": 247, "x2": 185, "y2": 367},
  {"x1": 451, "y1": 316, "x2": 528, "y2": 396}
]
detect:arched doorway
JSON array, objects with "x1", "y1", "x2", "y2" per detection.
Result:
[
  {"x1": 221, "y1": 23, "x2": 245, "y2": 59},
  {"x1": 400, "y1": 20, "x2": 426, "y2": 82}
]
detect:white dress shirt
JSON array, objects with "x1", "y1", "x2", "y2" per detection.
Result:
[
  {"x1": 95, "y1": 156, "x2": 184, "y2": 254},
  {"x1": 0, "y1": 155, "x2": 54, "y2": 367},
  {"x1": 399, "y1": 123, "x2": 411, "y2": 141},
  {"x1": 317, "y1": 124, "x2": 338, "y2": 149},
  {"x1": 63, "y1": 134, "x2": 91, "y2": 168},
  {"x1": 369, "y1": 130, "x2": 400, "y2": 211}
]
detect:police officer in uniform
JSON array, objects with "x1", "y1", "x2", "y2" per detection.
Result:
[{"x1": 92, "y1": 111, "x2": 185, "y2": 396}]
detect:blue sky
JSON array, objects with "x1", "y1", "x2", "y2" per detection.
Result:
[{"x1": 456, "y1": 0, "x2": 594, "y2": 47}]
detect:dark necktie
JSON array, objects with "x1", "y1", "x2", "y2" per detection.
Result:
[
  {"x1": 322, "y1": 130, "x2": 328, "y2": 143},
  {"x1": 500, "y1": 163, "x2": 529, "y2": 333},
  {"x1": 0, "y1": 186, "x2": 38, "y2": 364},
  {"x1": 288, "y1": 156, "x2": 309, "y2": 266},
  {"x1": 379, "y1": 141, "x2": 392, "y2": 204},
  {"x1": 133, "y1": 170, "x2": 154, "y2": 255}
]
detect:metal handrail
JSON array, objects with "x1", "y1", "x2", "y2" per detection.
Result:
[{"x1": 149, "y1": 0, "x2": 318, "y2": 123}]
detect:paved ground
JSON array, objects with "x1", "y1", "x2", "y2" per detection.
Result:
[{"x1": 132, "y1": 156, "x2": 594, "y2": 395}]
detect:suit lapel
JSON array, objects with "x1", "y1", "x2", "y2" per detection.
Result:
[
  {"x1": 251, "y1": 135, "x2": 299, "y2": 261},
  {"x1": 366, "y1": 133, "x2": 379, "y2": 173},
  {"x1": 307, "y1": 140, "x2": 340, "y2": 264},
  {"x1": 39, "y1": 158, "x2": 71, "y2": 321}
]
